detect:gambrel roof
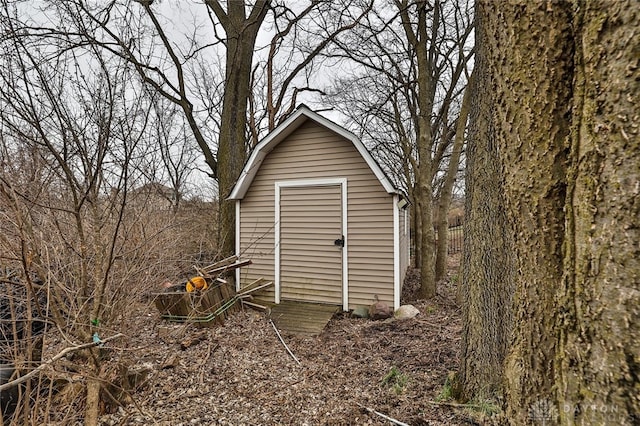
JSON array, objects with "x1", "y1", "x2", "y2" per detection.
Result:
[{"x1": 227, "y1": 105, "x2": 399, "y2": 200}]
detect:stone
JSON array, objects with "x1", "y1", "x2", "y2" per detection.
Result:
[
  {"x1": 394, "y1": 304, "x2": 420, "y2": 320},
  {"x1": 351, "y1": 306, "x2": 369, "y2": 318},
  {"x1": 368, "y1": 301, "x2": 393, "y2": 320}
]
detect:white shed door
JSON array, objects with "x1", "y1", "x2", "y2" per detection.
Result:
[{"x1": 280, "y1": 184, "x2": 343, "y2": 304}]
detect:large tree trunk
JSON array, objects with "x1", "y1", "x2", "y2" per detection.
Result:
[
  {"x1": 455, "y1": 16, "x2": 514, "y2": 401},
  {"x1": 413, "y1": 1, "x2": 437, "y2": 299},
  {"x1": 416, "y1": 169, "x2": 436, "y2": 299},
  {"x1": 434, "y1": 73, "x2": 472, "y2": 282},
  {"x1": 216, "y1": 35, "x2": 254, "y2": 258},
  {"x1": 556, "y1": 1, "x2": 640, "y2": 423},
  {"x1": 469, "y1": 0, "x2": 639, "y2": 423},
  {"x1": 412, "y1": 188, "x2": 422, "y2": 268},
  {"x1": 482, "y1": 1, "x2": 574, "y2": 421},
  {"x1": 213, "y1": 1, "x2": 269, "y2": 258}
]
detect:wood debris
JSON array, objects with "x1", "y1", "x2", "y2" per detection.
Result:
[
  {"x1": 152, "y1": 256, "x2": 258, "y2": 326},
  {"x1": 199, "y1": 255, "x2": 252, "y2": 277},
  {"x1": 180, "y1": 330, "x2": 209, "y2": 350},
  {"x1": 236, "y1": 277, "x2": 273, "y2": 297}
]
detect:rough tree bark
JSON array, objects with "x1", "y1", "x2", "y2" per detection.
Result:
[
  {"x1": 486, "y1": 2, "x2": 575, "y2": 421},
  {"x1": 555, "y1": 1, "x2": 639, "y2": 423},
  {"x1": 455, "y1": 16, "x2": 514, "y2": 402},
  {"x1": 467, "y1": 0, "x2": 639, "y2": 423}
]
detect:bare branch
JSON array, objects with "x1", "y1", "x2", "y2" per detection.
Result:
[{"x1": 0, "y1": 333, "x2": 124, "y2": 392}]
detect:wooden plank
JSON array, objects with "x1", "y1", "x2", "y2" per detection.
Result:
[
  {"x1": 268, "y1": 301, "x2": 339, "y2": 337},
  {"x1": 203, "y1": 286, "x2": 223, "y2": 324},
  {"x1": 201, "y1": 255, "x2": 238, "y2": 273},
  {"x1": 201, "y1": 259, "x2": 251, "y2": 276},
  {"x1": 154, "y1": 292, "x2": 192, "y2": 317},
  {"x1": 218, "y1": 282, "x2": 239, "y2": 316},
  {"x1": 239, "y1": 277, "x2": 267, "y2": 293},
  {"x1": 241, "y1": 300, "x2": 268, "y2": 311},
  {"x1": 237, "y1": 281, "x2": 274, "y2": 297}
]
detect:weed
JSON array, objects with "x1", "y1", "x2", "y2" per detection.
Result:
[
  {"x1": 436, "y1": 375, "x2": 453, "y2": 401},
  {"x1": 468, "y1": 399, "x2": 500, "y2": 417},
  {"x1": 381, "y1": 366, "x2": 409, "y2": 395},
  {"x1": 435, "y1": 374, "x2": 501, "y2": 419}
]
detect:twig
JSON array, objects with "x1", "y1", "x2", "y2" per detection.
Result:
[
  {"x1": 357, "y1": 403, "x2": 410, "y2": 426},
  {"x1": 426, "y1": 400, "x2": 488, "y2": 409},
  {"x1": 269, "y1": 319, "x2": 300, "y2": 366},
  {"x1": 198, "y1": 343, "x2": 218, "y2": 385},
  {"x1": 202, "y1": 259, "x2": 252, "y2": 276},
  {"x1": 241, "y1": 300, "x2": 268, "y2": 311},
  {"x1": 0, "y1": 333, "x2": 124, "y2": 391}
]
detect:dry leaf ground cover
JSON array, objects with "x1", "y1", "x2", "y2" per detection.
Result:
[{"x1": 99, "y1": 258, "x2": 470, "y2": 425}]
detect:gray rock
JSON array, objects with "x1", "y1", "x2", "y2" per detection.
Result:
[
  {"x1": 351, "y1": 306, "x2": 369, "y2": 318},
  {"x1": 394, "y1": 304, "x2": 420, "y2": 320}
]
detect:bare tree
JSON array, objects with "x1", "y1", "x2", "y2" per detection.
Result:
[
  {"x1": 205, "y1": 0, "x2": 269, "y2": 256},
  {"x1": 248, "y1": 0, "x2": 374, "y2": 145},
  {"x1": 15, "y1": 1, "x2": 391, "y2": 262},
  {"x1": 433, "y1": 70, "x2": 471, "y2": 281},
  {"x1": 325, "y1": 0, "x2": 474, "y2": 297},
  {"x1": 141, "y1": 97, "x2": 201, "y2": 212},
  {"x1": 13, "y1": 0, "x2": 268, "y2": 258},
  {"x1": 0, "y1": 8, "x2": 155, "y2": 421}
]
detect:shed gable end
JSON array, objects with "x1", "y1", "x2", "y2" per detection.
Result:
[
  {"x1": 228, "y1": 105, "x2": 397, "y2": 201},
  {"x1": 237, "y1": 119, "x2": 396, "y2": 309}
]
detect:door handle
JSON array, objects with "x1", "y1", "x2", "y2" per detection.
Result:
[{"x1": 334, "y1": 235, "x2": 345, "y2": 248}]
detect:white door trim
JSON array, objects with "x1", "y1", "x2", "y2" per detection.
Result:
[
  {"x1": 275, "y1": 178, "x2": 349, "y2": 310},
  {"x1": 235, "y1": 200, "x2": 241, "y2": 291}
]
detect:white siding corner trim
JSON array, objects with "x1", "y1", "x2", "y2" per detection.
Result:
[
  {"x1": 274, "y1": 178, "x2": 349, "y2": 310},
  {"x1": 393, "y1": 195, "x2": 400, "y2": 310},
  {"x1": 235, "y1": 200, "x2": 241, "y2": 291}
]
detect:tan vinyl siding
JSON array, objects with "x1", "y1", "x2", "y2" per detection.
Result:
[
  {"x1": 238, "y1": 193, "x2": 276, "y2": 302},
  {"x1": 280, "y1": 185, "x2": 342, "y2": 304},
  {"x1": 238, "y1": 119, "x2": 394, "y2": 308},
  {"x1": 399, "y1": 207, "x2": 410, "y2": 285}
]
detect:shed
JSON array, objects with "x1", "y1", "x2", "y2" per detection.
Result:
[{"x1": 228, "y1": 105, "x2": 410, "y2": 311}]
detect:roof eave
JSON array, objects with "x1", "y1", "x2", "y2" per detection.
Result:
[{"x1": 227, "y1": 105, "x2": 399, "y2": 200}]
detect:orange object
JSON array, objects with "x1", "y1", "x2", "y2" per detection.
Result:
[{"x1": 185, "y1": 276, "x2": 208, "y2": 292}]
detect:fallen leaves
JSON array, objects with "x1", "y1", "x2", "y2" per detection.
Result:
[{"x1": 99, "y1": 266, "x2": 467, "y2": 425}]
